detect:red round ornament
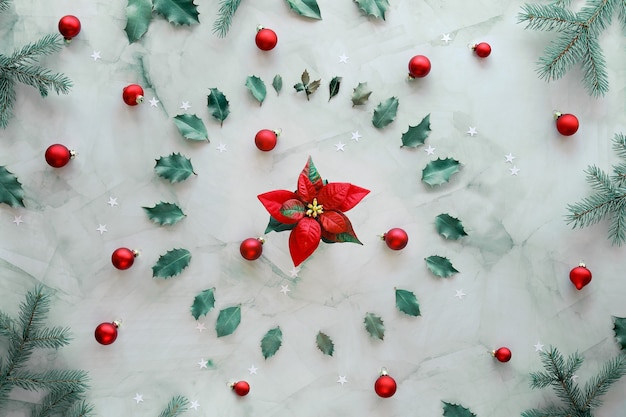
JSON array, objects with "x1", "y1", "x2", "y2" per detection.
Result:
[
  {"x1": 493, "y1": 347, "x2": 512, "y2": 363},
  {"x1": 111, "y1": 247, "x2": 138, "y2": 270},
  {"x1": 122, "y1": 84, "x2": 144, "y2": 106},
  {"x1": 255, "y1": 27, "x2": 278, "y2": 51},
  {"x1": 408, "y1": 55, "x2": 431, "y2": 79},
  {"x1": 231, "y1": 380, "x2": 250, "y2": 396},
  {"x1": 240, "y1": 238, "x2": 264, "y2": 260},
  {"x1": 255, "y1": 129, "x2": 280, "y2": 152},
  {"x1": 570, "y1": 263, "x2": 592, "y2": 290},
  {"x1": 45, "y1": 144, "x2": 75, "y2": 168},
  {"x1": 554, "y1": 112, "x2": 579, "y2": 136},
  {"x1": 58, "y1": 15, "x2": 81, "y2": 42},
  {"x1": 382, "y1": 228, "x2": 409, "y2": 250},
  {"x1": 473, "y1": 42, "x2": 491, "y2": 58},
  {"x1": 95, "y1": 321, "x2": 119, "y2": 345},
  {"x1": 374, "y1": 369, "x2": 397, "y2": 398}
]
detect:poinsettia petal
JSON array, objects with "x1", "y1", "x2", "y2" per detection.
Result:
[
  {"x1": 316, "y1": 182, "x2": 350, "y2": 210},
  {"x1": 258, "y1": 190, "x2": 301, "y2": 224},
  {"x1": 337, "y1": 184, "x2": 370, "y2": 212},
  {"x1": 299, "y1": 156, "x2": 324, "y2": 192},
  {"x1": 297, "y1": 175, "x2": 317, "y2": 202},
  {"x1": 321, "y1": 216, "x2": 362, "y2": 244},
  {"x1": 288, "y1": 217, "x2": 322, "y2": 266},
  {"x1": 319, "y1": 210, "x2": 349, "y2": 234},
  {"x1": 280, "y1": 199, "x2": 306, "y2": 221}
]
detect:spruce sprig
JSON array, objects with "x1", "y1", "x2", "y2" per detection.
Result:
[
  {"x1": 158, "y1": 395, "x2": 189, "y2": 417},
  {"x1": 0, "y1": 0, "x2": 10, "y2": 13},
  {"x1": 213, "y1": 0, "x2": 243, "y2": 38}
]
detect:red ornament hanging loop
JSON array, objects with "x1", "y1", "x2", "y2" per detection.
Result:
[
  {"x1": 240, "y1": 237, "x2": 264, "y2": 260},
  {"x1": 111, "y1": 247, "x2": 139, "y2": 270},
  {"x1": 255, "y1": 26, "x2": 278, "y2": 51},
  {"x1": 472, "y1": 42, "x2": 491, "y2": 58},
  {"x1": 374, "y1": 368, "x2": 397, "y2": 398},
  {"x1": 122, "y1": 84, "x2": 144, "y2": 106},
  {"x1": 45, "y1": 144, "x2": 76, "y2": 168},
  {"x1": 408, "y1": 55, "x2": 431, "y2": 79},
  {"x1": 255, "y1": 129, "x2": 281, "y2": 151},
  {"x1": 58, "y1": 15, "x2": 81, "y2": 43},
  {"x1": 95, "y1": 321, "x2": 120, "y2": 345},
  {"x1": 493, "y1": 347, "x2": 512, "y2": 362},
  {"x1": 231, "y1": 380, "x2": 250, "y2": 396},
  {"x1": 570, "y1": 263, "x2": 592, "y2": 290},
  {"x1": 382, "y1": 228, "x2": 409, "y2": 250},
  {"x1": 554, "y1": 112, "x2": 579, "y2": 136}
]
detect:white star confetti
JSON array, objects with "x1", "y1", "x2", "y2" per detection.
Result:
[
  {"x1": 467, "y1": 127, "x2": 478, "y2": 137},
  {"x1": 133, "y1": 393, "x2": 144, "y2": 404},
  {"x1": 571, "y1": 374, "x2": 579, "y2": 382},
  {"x1": 424, "y1": 145, "x2": 436, "y2": 155},
  {"x1": 289, "y1": 267, "x2": 301, "y2": 278},
  {"x1": 248, "y1": 365, "x2": 258, "y2": 375},
  {"x1": 441, "y1": 33, "x2": 452, "y2": 44},
  {"x1": 455, "y1": 289, "x2": 466, "y2": 300},
  {"x1": 198, "y1": 359, "x2": 208, "y2": 369},
  {"x1": 13, "y1": 216, "x2": 23, "y2": 226},
  {"x1": 338, "y1": 53, "x2": 349, "y2": 64},
  {"x1": 534, "y1": 342, "x2": 544, "y2": 352},
  {"x1": 505, "y1": 153, "x2": 516, "y2": 163},
  {"x1": 216, "y1": 143, "x2": 227, "y2": 153},
  {"x1": 335, "y1": 142, "x2": 345, "y2": 152},
  {"x1": 180, "y1": 101, "x2": 191, "y2": 111},
  {"x1": 195, "y1": 322, "x2": 206, "y2": 332},
  {"x1": 190, "y1": 400, "x2": 200, "y2": 410},
  {"x1": 107, "y1": 197, "x2": 118, "y2": 207},
  {"x1": 90, "y1": 51, "x2": 101, "y2": 61},
  {"x1": 96, "y1": 224, "x2": 108, "y2": 235},
  {"x1": 351, "y1": 131, "x2": 362, "y2": 142},
  {"x1": 337, "y1": 375, "x2": 348, "y2": 385},
  {"x1": 280, "y1": 285, "x2": 291, "y2": 295},
  {"x1": 510, "y1": 166, "x2": 520, "y2": 176},
  {"x1": 149, "y1": 97, "x2": 159, "y2": 107}
]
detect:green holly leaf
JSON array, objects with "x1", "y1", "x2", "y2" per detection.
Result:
[
  {"x1": 207, "y1": 88, "x2": 230, "y2": 126},
  {"x1": 294, "y1": 70, "x2": 320, "y2": 101},
  {"x1": 351, "y1": 82, "x2": 372, "y2": 107},
  {"x1": 442, "y1": 401, "x2": 477, "y2": 417},
  {"x1": 395, "y1": 288, "x2": 421, "y2": 317},
  {"x1": 614, "y1": 316, "x2": 626, "y2": 351},
  {"x1": 315, "y1": 331, "x2": 334, "y2": 356},
  {"x1": 265, "y1": 216, "x2": 297, "y2": 233},
  {"x1": 354, "y1": 0, "x2": 390, "y2": 20},
  {"x1": 143, "y1": 202, "x2": 186, "y2": 226},
  {"x1": 190, "y1": 288, "x2": 215, "y2": 320},
  {"x1": 215, "y1": 305, "x2": 241, "y2": 337},
  {"x1": 422, "y1": 158, "x2": 461, "y2": 186},
  {"x1": 425, "y1": 256, "x2": 459, "y2": 278},
  {"x1": 328, "y1": 76, "x2": 342, "y2": 102},
  {"x1": 173, "y1": 114, "x2": 209, "y2": 141},
  {"x1": 284, "y1": 0, "x2": 322, "y2": 19},
  {"x1": 245, "y1": 75, "x2": 267, "y2": 106},
  {"x1": 152, "y1": 248, "x2": 192, "y2": 279},
  {"x1": 0, "y1": 166, "x2": 24, "y2": 207},
  {"x1": 125, "y1": 0, "x2": 152, "y2": 43},
  {"x1": 372, "y1": 97, "x2": 399, "y2": 129},
  {"x1": 154, "y1": 153, "x2": 196, "y2": 184},
  {"x1": 272, "y1": 74, "x2": 282, "y2": 95},
  {"x1": 363, "y1": 312, "x2": 385, "y2": 340},
  {"x1": 153, "y1": 0, "x2": 199, "y2": 25},
  {"x1": 401, "y1": 114, "x2": 431, "y2": 148},
  {"x1": 435, "y1": 213, "x2": 468, "y2": 240},
  {"x1": 261, "y1": 327, "x2": 283, "y2": 359}
]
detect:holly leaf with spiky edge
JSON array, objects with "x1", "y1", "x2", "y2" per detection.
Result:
[
  {"x1": 372, "y1": 97, "x2": 399, "y2": 129},
  {"x1": 401, "y1": 114, "x2": 431, "y2": 148},
  {"x1": 265, "y1": 216, "x2": 297, "y2": 233},
  {"x1": 157, "y1": 395, "x2": 189, "y2": 417},
  {"x1": 143, "y1": 202, "x2": 186, "y2": 226},
  {"x1": 152, "y1": 248, "x2": 192, "y2": 278},
  {"x1": 190, "y1": 288, "x2": 215, "y2": 320},
  {"x1": 435, "y1": 213, "x2": 468, "y2": 240},
  {"x1": 153, "y1": 0, "x2": 199, "y2": 25},
  {"x1": 245, "y1": 75, "x2": 267, "y2": 105},
  {"x1": 154, "y1": 153, "x2": 196, "y2": 184},
  {"x1": 215, "y1": 305, "x2": 241, "y2": 337},
  {"x1": 354, "y1": 0, "x2": 390, "y2": 20},
  {"x1": 272, "y1": 74, "x2": 283, "y2": 95},
  {"x1": 284, "y1": 0, "x2": 322, "y2": 19},
  {"x1": 614, "y1": 316, "x2": 626, "y2": 351},
  {"x1": 363, "y1": 312, "x2": 385, "y2": 340},
  {"x1": 0, "y1": 166, "x2": 24, "y2": 207},
  {"x1": 261, "y1": 326, "x2": 283, "y2": 359},
  {"x1": 442, "y1": 402, "x2": 477, "y2": 417},
  {"x1": 422, "y1": 158, "x2": 461, "y2": 186},
  {"x1": 395, "y1": 288, "x2": 421, "y2": 317},
  {"x1": 173, "y1": 114, "x2": 209, "y2": 141},
  {"x1": 294, "y1": 69, "x2": 321, "y2": 101},
  {"x1": 351, "y1": 82, "x2": 372, "y2": 107},
  {"x1": 125, "y1": 0, "x2": 152, "y2": 43},
  {"x1": 425, "y1": 255, "x2": 459, "y2": 278},
  {"x1": 207, "y1": 88, "x2": 230, "y2": 126},
  {"x1": 328, "y1": 76, "x2": 342, "y2": 101},
  {"x1": 316, "y1": 331, "x2": 334, "y2": 356}
]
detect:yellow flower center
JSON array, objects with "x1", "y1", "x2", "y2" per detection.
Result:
[{"x1": 306, "y1": 198, "x2": 324, "y2": 218}]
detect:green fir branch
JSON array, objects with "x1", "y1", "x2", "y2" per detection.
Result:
[
  {"x1": 32, "y1": 388, "x2": 86, "y2": 417},
  {"x1": 66, "y1": 400, "x2": 95, "y2": 417},
  {"x1": 9, "y1": 34, "x2": 64, "y2": 66},
  {"x1": 9, "y1": 369, "x2": 88, "y2": 394},
  {"x1": 158, "y1": 395, "x2": 189, "y2": 417},
  {"x1": 25, "y1": 326, "x2": 71, "y2": 349},
  {"x1": 213, "y1": 0, "x2": 243, "y2": 38},
  {"x1": 582, "y1": 354, "x2": 626, "y2": 409},
  {"x1": 0, "y1": 0, "x2": 10, "y2": 13}
]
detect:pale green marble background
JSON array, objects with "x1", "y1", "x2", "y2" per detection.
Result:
[{"x1": 1, "y1": 0, "x2": 626, "y2": 416}]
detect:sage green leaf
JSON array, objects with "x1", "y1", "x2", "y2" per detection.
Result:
[
  {"x1": 307, "y1": 79, "x2": 321, "y2": 97},
  {"x1": 190, "y1": 288, "x2": 215, "y2": 320},
  {"x1": 261, "y1": 327, "x2": 283, "y2": 359},
  {"x1": 265, "y1": 216, "x2": 297, "y2": 233},
  {"x1": 301, "y1": 70, "x2": 310, "y2": 85},
  {"x1": 293, "y1": 82, "x2": 305, "y2": 92},
  {"x1": 422, "y1": 158, "x2": 461, "y2": 186},
  {"x1": 395, "y1": 289, "x2": 421, "y2": 317},
  {"x1": 401, "y1": 114, "x2": 431, "y2": 148},
  {"x1": 0, "y1": 166, "x2": 24, "y2": 207},
  {"x1": 435, "y1": 213, "x2": 468, "y2": 240},
  {"x1": 284, "y1": 0, "x2": 322, "y2": 19},
  {"x1": 245, "y1": 75, "x2": 267, "y2": 105},
  {"x1": 125, "y1": 0, "x2": 152, "y2": 43},
  {"x1": 351, "y1": 82, "x2": 372, "y2": 106},
  {"x1": 154, "y1": 153, "x2": 196, "y2": 184},
  {"x1": 614, "y1": 316, "x2": 626, "y2": 351},
  {"x1": 153, "y1": 0, "x2": 200, "y2": 25},
  {"x1": 152, "y1": 248, "x2": 192, "y2": 278},
  {"x1": 425, "y1": 255, "x2": 459, "y2": 278},
  {"x1": 354, "y1": 0, "x2": 390, "y2": 20},
  {"x1": 215, "y1": 305, "x2": 241, "y2": 337},
  {"x1": 363, "y1": 312, "x2": 385, "y2": 340},
  {"x1": 328, "y1": 76, "x2": 342, "y2": 101},
  {"x1": 372, "y1": 97, "x2": 399, "y2": 129},
  {"x1": 442, "y1": 402, "x2": 477, "y2": 417},
  {"x1": 316, "y1": 331, "x2": 334, "y2": 356},
  {"x1": 143, "y1": 202, "x2": 186, "y2": 226},
  {"x1": 173, "y1": 114, "x2": 208, "y2": 141},
  {"x1": 207, "y1": 88, "x2": 230, "y2": 126},
  {"x1": 272, "y1": 74, "x2": 283, "y2": 95}
]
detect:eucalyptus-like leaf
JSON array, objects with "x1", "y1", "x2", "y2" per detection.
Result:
[
  {"x1": 372, "y1": 97, "x2": 399, "y2": 128},
  {"x1": 422, "y1": 158, "x2": 461, "y2": 186},
  {"x1": 401, "y1": 114, "x2": 431, "y2": 148},
  {"x1": 152, "y1": 248, "x2": 192, "y2": 279},
  {"x1": 395, "y1": 288, "x2": 421, "y2": 317},
  {"x1": 0, "y1": 166, "x2": 24, "y2": 207},
  {"x1": 154, "y1": 153, "x2": 196, "y2": 184},
  {"x1": 328, "y1": 76, "x2": 342, "y2": 101},
  {"x1": 173, "y1": 114, "x2": 208, "y2": 141},
  {"x1": 143, "y1": 202, "x2": 186, "y2": 226},
  {"x1": 207, "y1": 88, "x2": 230, "y2": 126},
  {"x1": 261, "y1": 327, "x2": 283, "y2": 359},
  {"x1": 125, "y1": 0, "x2": 152, "y2": 43},
  {"x1": 425, "y1": 255, "x2": 459, "y2": 278},
  {"x1": 284, "y1": 0, "x2": 322, "y2": 19},
  {"x1": 215, "y1": 305, "x2": 241, "y2": 337},
  {"x1": 435, "y1": 213, "x2": 468, "y2": 240},
  {"x1": 351, "y1": 82, "x2": 372, "y2": 106},
  {"x1": 272, "y1": 74, "x2": 283, "y2": 95},
  {"x1": 153, "y1": 0, "x2": 200, "y2": 25},
  {"x1": 363, "y1": 312, "x2": 385, "y2": 340},
  {"x1": 190, "y1": 288, "x2": 215, "y2": 320},
  {"x1": 245, "y1": 75, "x2": 267, "y2": 105}
]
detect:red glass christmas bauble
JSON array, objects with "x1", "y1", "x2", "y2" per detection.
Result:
[
  {"x1": 383, "y1": 228, "x2": 409, "y2": 250},
  {"x1": 240, "y1": 238, "x2": 264, "y2": 260},
  {"x1": 493, "y1": 347, "x2": 512, "y2": 362},
  {"x1": 111, "y1": 247, "x2": 137, "y2": 270},
  {"x1": 122, "y1": 84, "x2": 144, "y2": 106},
  {"x1": 255, "y1": 27, "x2": 278, "y2": 51},
  {"x1": 408, "y1": 55, "x2": 431, "y2": 78},
  {"x1": 232, "y1": 381, "x2": 250, "y2": 396},
  {"x1": 570, "y1": 264, "x2": 592, "y2": 290},
  {"x1": 45, "y1": 144, "x2": 73, "y2": 168},
  {"x1": 95, "y1": 322, "x2": 118, "y2": 345},
  {"x1": 58, "y1": 15, "x2": 81, "y2": 41},
  {"x1": 255, "y1": 129, "x2": 279, "y2": 151},
  {"x1": 555, "y1": 113, "x2": 579, "y2": 136},
  {"x1": 374, "y1": 374, "x2": 397, "y2": 398},
  {"x1": 473, "y1": 42, "x2": 491, "y2": 58}
]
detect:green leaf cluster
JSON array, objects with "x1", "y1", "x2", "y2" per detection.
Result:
[
  {"x1": 294, "y1": 70, "x2": 321, "y2": 101},
  {"x1": 125, "y1": 0, "x2": 200, "y2": 43}
]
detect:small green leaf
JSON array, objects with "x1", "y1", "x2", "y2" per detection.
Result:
[
  {"x1": 372, "y1": 97, "x2": 399, "y2": 129},
  {"x1": 207, "y1": 88, "x2": 230, "y2": 126},
  {"x1": 363, "y1": 312, "x2": 385, "y2": 340},
  {"x1": 425, "y1": 256, "x2": 459, "y2": 278},
  {"x1": 328, "y1": 76, "x2": 342, "y2": 101},
  {"x1": 125, "y1": 0, "x2": 152, "y2": 43},
  {"x1": 153, "y1": 0, "x2": 199, "y2": 25},
  {"x1": 272, "y1": 74, "x2": 283, "y2": 95},
  {"x1": 0, "y1": 166, "x2": 24, "y2": 207},
  {"x1": 143, "y1": 202, "x2": 186, "y2": 226},
  {"x1": 265, "y1": 216, "x2": 297, "y2": 233},
  {"x1": 351, "y1": 82, "x2": 372, "y2": 107},
  {"x1": 401, "y1": 114, "x2": 431, "y2": 148},
  {"x1": 302, "y1": 70, "x2": 310, "y2": 85},
  {"x1": 316, "y1": 331, "x2": 334, "y2": 356},
  {"x1": 614, "y1": 316, "x2": 626, "y2": 351},
  {"x1": 261, "y1": 327, "x2": 283, "y2": 359},
  {"x1": 152, "y1": 248, "x2": 192, "y2": 279},
  {"x1": 284, "y1": 0, "x2": 322, "y2": 19},
  {"x1": 294, "y1": 83, "x2": 305, "y2": 92},
  {"x1": 216, "y1": 305, "x2": 241, "y2": 337},
  {"x1": 354, "y1": 0, "x2": 390, "y2": 20},
  {"x1": 306, "y1": 79, "x2": 321, "y2": 97},
  {"x1": 435, "y1": 213, "x2": 468, "y2": 240},
  {"x1": 442, "y1": 401, "x2": 477, "y2": 417},
  {"x1": 422, "y1": 158, "x2": 461, "y2": 186},
  {"x1": 245, "y1": 75, "x2": 267, "y2": 105},
  {"x1": 190, "y1": 288, "x2": 215, "y2": 320},
  {"x1": 173, "y1": 114, "x2": 208, "y2": 141},
  {"x1": 395, "y1": 289, "x2": 421, "y2": 317},
  {"x1": 154, "y1": 153, "x2": 196, "y2": 184}
]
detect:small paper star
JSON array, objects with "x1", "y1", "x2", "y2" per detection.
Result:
[
  {"x1": 289, "y1": 267, "x2": 301, "y2": 278},
  {"x1": 190, "y1": 400, "x2": 200, "y2": 410},
  {"x1": 505, "y1": 153, "x2": 516, "y2": 163},
  {"x1": 280, "y1": 285, "x2": 291, "y2": 295},
  {"x1": 133, "y1": 393, "x2": 144, "y2": 404},
  {"x1": 96, "y1": 224, "x2": 108, "y2": 235},
  {"x1": 337, "y1": 375, "x2": 348, "y2": 385},
  {"x1": 13, "y1": 216, "x2": 23, "y2": 226},
  {"x1": 216, "y1": 143, "x2": 227, "y2": 153},
  {"x1": 338, "y1": 53, "x2": 349, "y2": 64},
  {"x1": 198, "y1": 359, "x2": 208, "y2": 369},
  {"x1": 455, "y1": 289, "x2": 466, "y2": 300},
  {"x1": 107, "y1": 197, "x2": 118, "y2": 207},
  {"x1": 180, "y1": 101, "x2": 191, "y2": 111},
  {"x1": 335, "y1": 142, "x2": 345, "y2": 152},
  {"x1": 424, "y1": 145, "x2": 436, "y2": 155},
  {"x1": 571, "y1": 374, "x2": 579, "y2": 382},
  {"x1": 195, "y1": 322, "x2": 206, "y2": 332},
  {"x1": 534, "y1": 342, "x2": 544, "y2": 352},
  {"x1": 467, "y1": 127, "x2": 478, "y2": 136},
  {"x1": 149, "y1": 97, "x2": 159, "y2": 107},
  {"x1": 91, "y1": 51, "x2": 101, "y2": 61},
  {"x1": 510, "y1": 166, "x2": 520, "y2": 176},
  {"x1": 441, "y1": 33, "x2": 452, "y2": 44},
  {"x1": 248, "y1": 365, "x2": 258, "y2": 375},
  {"x1": 351, "y1": 131, "x2": 362, "y2": 142}
]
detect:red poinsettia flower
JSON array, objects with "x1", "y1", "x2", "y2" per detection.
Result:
[{"x1": 258, "y1": 157, "x2": 370, "y2": 266}]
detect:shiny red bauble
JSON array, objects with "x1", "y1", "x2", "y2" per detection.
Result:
[
  {"x1": 232, "y1": 380, "x2": 250, "y2": 396},
  {"x1": 383, "y1": 228, "x2": 409, "y2": 250},
  {"x1": 255, "y1": 129, "x2": 279, "y2": 151},
  {"x1": 122, "y1": 84, "x2": 144, "y2": 106},
  {"x1": 473, "y1": 42, "x2": 491, "y2": 58},
  {"x1": 255, "y1": 27, "x2": 278, "y2": 51},
  {"x1": 555, "y1": 113, "x2": 579, "y2": 136},
  {"x1": 240, "y1": 238, "x2": 264, "y2": 260},
  {"x1": 58, "y1": 15, "x2": 81, "y2": 41},
  {"x1": 408, "y1": 55, "x2": 431, "y2": 78},
  {"x1": 45, "y1": 144, "x2": 74, "y2": 168},
  {"x1": 374, "y1": 374, "x2": 397, "y2": 398},
  {"x1": 493, "y1": 347, "x2": 512, "y2": 363},
  {"x1": 111, "y1": 247, "x2": 137, "y2": 270},
  {"x1": 570, "y1": 263, "x2": 592, "y2": 290},
  {"x1": 95, "y1": 322, "x2": 119, "y2": 345}
]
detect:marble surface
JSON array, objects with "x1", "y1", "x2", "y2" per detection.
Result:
[{"x1": 1, "y1": 0, "x2": 626, "y2": 416}]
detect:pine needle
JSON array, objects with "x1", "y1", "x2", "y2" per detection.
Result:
[
  {"x1": 158, "y1": 395, "x2": 190, "y2": 417},
  {"x1": 213, "y1": 0, "x2": 243, "y2": 38},
  {"x1": 0, "y1": 0, "x2": 10, "y2": 13}
]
